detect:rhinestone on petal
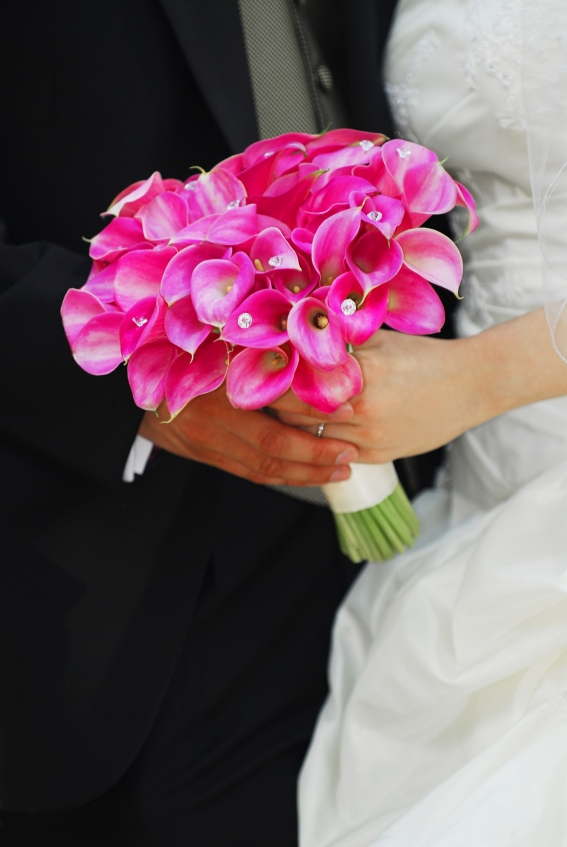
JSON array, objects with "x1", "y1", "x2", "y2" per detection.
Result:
[
  {"x1": 359, "y1": 139, "x2": 374, "y2": 152},
  {"x1": 184, "y1": 182, "x2": 197, "y2": 191},
  {"x1": 237, "y1": 312, "x2": 253, "y2": 329},
  {"x1": 341, "y1": 299, "x2": 357, "y2": 316},
  {"x1": 397, "y1": 148, "x2": 411, "y2": 159},
  {"x1": 264, "y1": 151, "x2": 275, "y2": 158},
  {"x1": 132, "y1": 316, "x2": 149, "y2": 327},
  {"x1": 367, "y1": 211, "x2": 383, "y2": 222},
  {"x1": 226, "y1": 200, "x2": 239, "y2": 210},
  {"x1": 268, "y1": 255, "x2": 284, "y2": 268}
]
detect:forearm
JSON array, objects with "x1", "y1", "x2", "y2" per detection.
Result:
[{"x1": 466, "y1": 307, "x2": 567, "y2": 424}]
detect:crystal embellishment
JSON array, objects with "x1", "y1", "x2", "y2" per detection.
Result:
[
  {"x1": 341, "y1": 299, "x2": 357, "y2": 316},
  {"x1": 226, "y1": 200, "x2": 239, "y2": 210},
  {"x1": 367, "y1": 211, "x2": 383, "y2": 221},
  {"x1": 359, "y1": 139, "x2": 374, "y2": 152},
  {"x1": 184, "y1": 182, "x2": 196, "y2": 190},
  {"x1": 132, "y1": 316, "x2": 148, "y2": 327},
  {"x1": 397, "y1": 148, "x2": 411, "y2": 159},
  {"x1": 237, "y1": 312, "x2": 253, "y2": 329},
  {"x1": 264, "y1": 151, "x2": 275, "y2": 158},
  {"x1": 268, "y1": 255, "x2": 284, "y2": 268}
]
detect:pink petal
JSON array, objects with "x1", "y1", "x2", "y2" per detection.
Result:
[
  {"x1": 347, "y1": 229, "x2": 404, "y2": 292},
  {"x1": 243, "y1": 134, "x2": 313, "y2": 168},
  {"x1": 357, "y1": 194, "x2": 405, "y2": 239},
  {"x1": 226, "y1": 344, "x2": 299, "y2": 410},
  {"x1": 353, "y1": 148, "x2": 399, "y2": 196},
  {"x1": 120, "y1": 296, "x2": 158, "y2": 359},
  {"x1": 207, "y1": 204, "x2": 260, "y2": 245},
  {"x1": 272, "y1": 253, "x2": 318, "y2": 303},
  {"x1": 83, "y1": 261, "x2": 119, "y2": 303},
  {"x1": 184, "y1": 168, "x2": 247, "y2": 220},
  {"x1": 105, "y1": 171, "x2": 166, "y2": 217},
  {"x1": 113, "y1": 246, "x2": 176, "y2": 311},
  {"x1": 256, "y1": 214, "x2": 291, "y2": 237},
  {"x1": 221, "y1": 289, "x2": 291, "y2": 348},
  {"x1": 384, "y1": 266, "x2": 446, "y2": 334},
  {"x1": 403, "y1": 160, "x2": 457, "y2": 225},
  {"x1": 287, "y1": 297, "x2": 348, "y2": 372},
  {"x1": 301, "y1": 175, "x2": 375, "y2": 221},
  {"x1": 128, "y1": 338, "x2": 175, "y2": 411},
  {"x1": 169, "y1": 213, "x2": 221, "y2": 246},
  {"x1": 263, "y1": 162, "x2": 321, "y2": 197},
  {"x1": 89, "y1": 217, "x2": 149, "y2": 262},
  {"x1": 292, "y1": 354, "x2": 362, "y2": 414},
  {"x1": 165, "y1": 335, "x2": 229, "y2": 418},
  {"x1": 239, "y1": 146, "x2": 305, "y2": 195},
  {"x1": 135, "y1": 192, "x2": 188, "y2": 242},
  {"x1": 160, "y1": 243, "x2": 228, "y2": 305},
  {"x1": 455, "y1": 181, "x2": 479, "y2": 236},
  {"x1": 291, "y1": 227, "x2": 314, "y2": 253},
  {"x1": 250, "y1": 228, "x2": 301, "y2": 273},
  {"x1": 191, "y1": 252, "x2": 255, "y2": 327},
  {"x1": 328, "y1": 272, "x2": 388, "y2": 345},
  {"x1": 251, "y1": 172, "x2": 319, "y2": 229},
  {"x1": 164, "y1": 294, "x2": 211, "y2": 355},
  {"x1": 382, "y1": 139, "x2": 437, "y2": 192},
  {"x1": 396, "y1": 228, "x2": 463, "y2": 293},
  {"x1": 71, "y1": 312, "x2": 124, "y2": 375},
  {"x1": 61, "y1": 288, "x2": 107, "y2": 346},
  {"x1": 305, "y1": 129, "x2": 386, "y2": 156},
  {"x1": 312, "y1": 208, "x2": 361, "y2": 285}
]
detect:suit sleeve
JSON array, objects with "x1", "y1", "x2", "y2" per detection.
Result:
[{"x1": 0, "y1": 241, "x2": 144, "y2": 486}]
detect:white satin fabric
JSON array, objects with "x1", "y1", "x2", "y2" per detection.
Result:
[{"x1": 298, "y1": 1, "x2": 567, "y2": 844}]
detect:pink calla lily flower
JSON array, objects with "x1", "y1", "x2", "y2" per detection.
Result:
[
  {"x1": 183, "y1": 167, "x2": 247, "y2": 221},
  {"x1": 161, "y1": 243, "x2": 228, "y2": 305},
  {"x1": 238, "y1": 145, "x2": 306, "y2": 195},
  {"x1": 292, "y1": 353, "x2": 363, "y2": 414},
  {"x1": 291, "y1": 227, "x2": 314, "y2": 254},
  {"x1": 250, "y1": 227, "x2": 301, "y2": 274},
  {"x1": 328, "y1": 272, "x2": 389, "y2": 345},
  {"x1": 191, "y1": 252, "x2": 255, "y2": 327},
  {"x1": 353, "y1": 193, "x2": 405, "y2": 240},
  {"x1": 71, "y1": 311, "x2": 125, "y2": 375},
  {"x1": 128, "y1": 337, "x2": 176, "y2": 411},
  {"x1": 170, "y1": 204, "x2": 260, "y2": 247},
  {"x1": 113, "y1": 246, "x2": 176, "y2": 312},
  {"x1": 271, "y1": 253, "x2": 318, "y2": 303},
  {"x1": 347, "y1": 229, "x2": 404, "y2": 292},
  {"x1": 287, "y1": 296, "x2": 348, "y2": 372},
  {"x1": 312, "y1": 207, "x2": 361, "y2": 286},
  {"x1": 455, "y1": 182, "x2": 479, "y2": 236},
  {"x1": 83, "y1": 262, "x2": 120, "y2": 303},
  {"x1": 299, "y1": 175, "x2": 375, "y2": 225},
  {"x1": 242, "y1": 134, "x2": 315, "y2": 168},
  {"x1": 105, "y1": 171, "x2": 166, "y2": 218},
  {"x1": 384, "y1": 266, "x2": 445, "y2": 334},
  {"x1": 382, "y1": 139, "x2": 438, "y2": 192},
  {"x1": 61, "y1": 289, "x2": 108, "y2": 346},
  {"x1": 120, "y1": 294, "x2": 168, "y2": 360},
  {"x1": 135, "y1": 192, "x2": 189, "y2": 242},
  {"x1": 396, "y1": 228, "x2": 463, "y2": 294},
  {"x1": 164, "y1": 294, "x2": 211, "y2": 356},
  {"x1": 227, "y1": 344, "x2": 299, "y2": 410},
  {"x1": 305, "y1": 129, "x2": 386, "y2": 157},
  {"x1": 221, "y1": 289, "x2": 291, "y2": 348},
  {"x1": 89, "y1": 217, "x2": 150, "y2": 263},
  {"x1": 251, "y1": 171, "x2": 320, "y2": 229},
  {"x1": 165, "y1": 335, "x2": 229, "y2": 418}
]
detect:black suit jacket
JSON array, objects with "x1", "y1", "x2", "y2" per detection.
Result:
[{"x1": 0, "y1": 0, "x2": 398, "y2": 811}]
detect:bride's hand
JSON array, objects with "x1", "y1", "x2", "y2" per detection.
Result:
[{"x1": 270, "y1": 309, "x2": 567, "y2": 463}]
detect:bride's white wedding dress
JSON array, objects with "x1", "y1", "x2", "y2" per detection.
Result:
[{"x1": 298, "y1": 1, "x2": 567, "y2": 845}]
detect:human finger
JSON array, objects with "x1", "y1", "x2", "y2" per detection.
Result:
[{"x1": 269, "y1": 389, "x2": 354, "y2": 422}]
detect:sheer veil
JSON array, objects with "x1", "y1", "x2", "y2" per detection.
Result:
[{"x1": 522, "y1": 0, "x2": 567, "y2": 358}]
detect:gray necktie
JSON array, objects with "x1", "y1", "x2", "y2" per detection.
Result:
[{"x1": 238, "y1": 0, "x2": 342, "y2": 505}]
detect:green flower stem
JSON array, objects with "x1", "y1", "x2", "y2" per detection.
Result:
[{"x1": 332, "y1": 482, "x2": 420, "y2": 564}]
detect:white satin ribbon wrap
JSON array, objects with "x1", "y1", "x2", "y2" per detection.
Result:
[{"x1": 321, "y1": 462, "x2": 398, "y2": 514}]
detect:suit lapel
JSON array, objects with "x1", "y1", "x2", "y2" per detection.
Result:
[{"x1": 158, "y1": 0, "x2": 258, "y2": 152}]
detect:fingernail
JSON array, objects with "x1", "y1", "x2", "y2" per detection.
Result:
[
  {"x1": 329, "y1": 402, "x2": 353, "y2": 421},
  {"x1": 336, "y1": 448, "x2": 358, "y2": 465},
  {"x1": 330, "y1": 467, "x2": 351, "y2": 482}
]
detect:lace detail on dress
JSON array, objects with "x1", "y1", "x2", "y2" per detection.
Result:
[
  {"x1": 460, "y1": 269, "x2": 529, "y2": 326},
  {"x1": 463, "y1": 0, "x2": 525, "y2": 130},
  {"x1": 384, "y1": 30, "x2": 439, "y2": 141}
]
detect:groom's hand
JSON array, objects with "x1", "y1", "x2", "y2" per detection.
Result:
[{"x1": 139, "y1": 385, "x2": 358, "y2": 486}]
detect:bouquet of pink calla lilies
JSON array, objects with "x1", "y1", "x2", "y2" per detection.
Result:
[{"x1": 61, "y1": 129, "x2": 477, "y2": 563}]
